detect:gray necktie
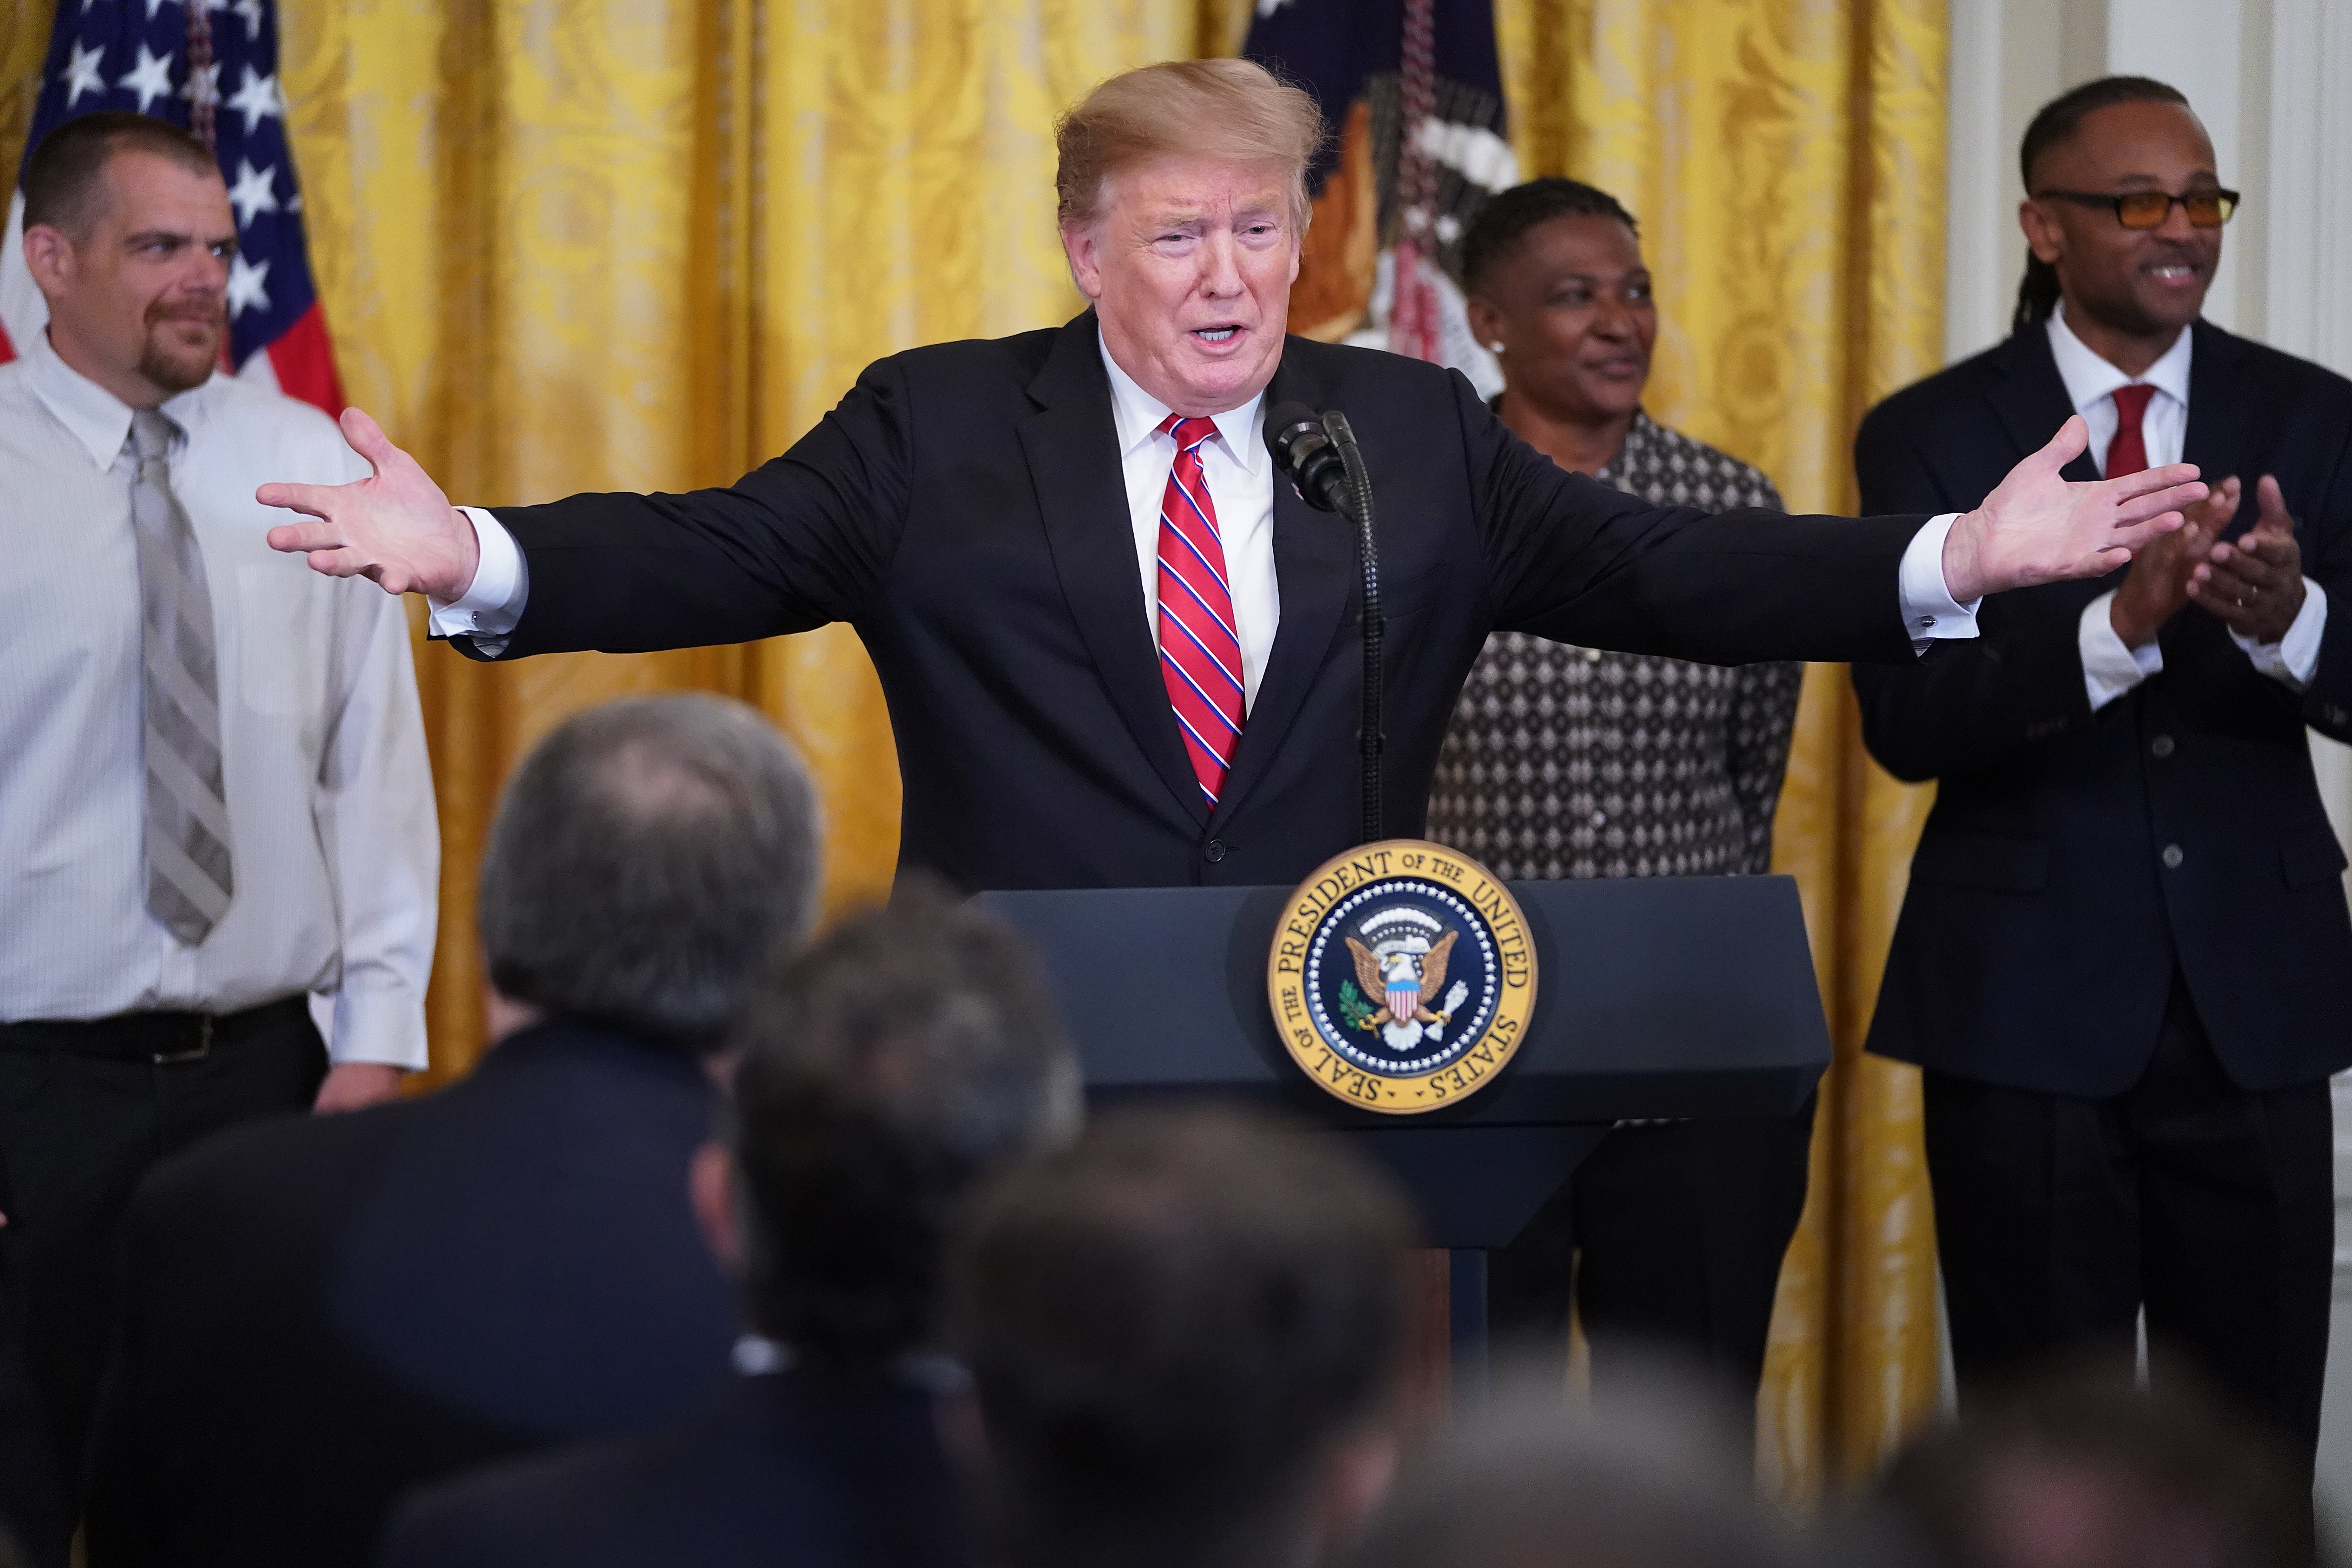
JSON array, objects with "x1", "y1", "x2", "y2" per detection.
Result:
[{"x1": 124, "y1": 410, "x2": 234, "y2": 944}]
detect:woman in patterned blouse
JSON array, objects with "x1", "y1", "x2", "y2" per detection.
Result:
[{"x1": 1429, "y1": 178, "x2": 1810, "y2": 1455}]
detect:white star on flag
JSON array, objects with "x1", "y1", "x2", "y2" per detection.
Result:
[
  {"x1": 224, "y1": 65, "x2": 283, "y2": 135},
  {"x1": 232, "y1": 0, "x2": 262, "y2": 34},
  {"x1": 227, "y1": 159, "x2": 278, "y2": 227},
  {"x1": 143, "y1": 0, "x2": 181, "y2": 19},
  {"x1": 225, "y1": 252, "x2": 271, "y2": 318},
  {"x1": 181, "y1": 60, "x2": 221, "y2": 111},
  {"x1": 58, "y1": 39, "x2": 105, "y2": 106},
  {"x1": 116, "y1": 44, "x2": 175, "y2": 113}
]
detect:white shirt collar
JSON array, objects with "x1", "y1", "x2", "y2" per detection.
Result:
[
  {"x1": 24, "y1": 325, "x2": 217, "y2": 470},
  {"x1": 2046, "y1": 299, "x2": 2193, "y2": 415},
  {"x1": 1097, "y1": 327, "x2": 1267, "y2": 476}
]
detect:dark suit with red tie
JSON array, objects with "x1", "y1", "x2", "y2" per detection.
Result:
[
  {"x1": 1851, "y1": 318, "x2": 2352, "y2": 1478},
  {"x1": 454, "y1": 311, "x2": 1934, "y2": 892}
]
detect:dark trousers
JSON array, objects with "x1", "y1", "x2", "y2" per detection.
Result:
[
  {"x1": 0, "y1": 999, "x2": 326, "y2": 1528},
  {"x1": 1488, "y1": 1107, "x2": 1816, "y2": 1439},
  {"x1": 1922, "y1": 971, "x2": 2335, "y2": 1486}
]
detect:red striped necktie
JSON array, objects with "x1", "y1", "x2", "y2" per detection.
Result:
[{"x1": 1155, "y1": 414, "x2": 1246, "y2": 807}]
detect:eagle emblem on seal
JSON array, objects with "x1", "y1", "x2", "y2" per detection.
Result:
[{"x1": 1343, "y1": 910, "x2": 1473, "y2": 1053}]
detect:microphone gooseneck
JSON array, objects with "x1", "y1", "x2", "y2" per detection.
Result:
[{"x1": 1263, "y1": 401, "x2": 1383, "y2": 845}]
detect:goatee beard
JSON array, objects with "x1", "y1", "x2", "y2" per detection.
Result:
[{"x1": 140, "y1": 325, "x2": 221, "y2": 394}]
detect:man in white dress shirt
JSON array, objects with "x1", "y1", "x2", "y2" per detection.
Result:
[{"x1": 0, "y1": 113, "x2": 435, "y2": 1522}]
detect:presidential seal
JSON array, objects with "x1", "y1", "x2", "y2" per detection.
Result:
[{"x1": 1267, "y1": 840, "x2": 1537, "y2": 1115}]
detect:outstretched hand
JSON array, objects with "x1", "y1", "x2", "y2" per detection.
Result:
[
  {"x1": 261, "y1": 409, "x2": 480, "y2": 601},
  {"x1": 1940, "y1": 416, "x2": 2206, "y2": 603}
]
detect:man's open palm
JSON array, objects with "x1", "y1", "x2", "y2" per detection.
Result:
[
  {"x1": 1940, "y1": 416, "x2": 2206, "y2": 603},
  {"x1": 261, "y1": 409, "x2": 479, "y2": 601}
]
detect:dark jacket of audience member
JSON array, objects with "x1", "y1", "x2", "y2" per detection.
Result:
[
  {"x1": 379, "y1": 888, "x2": 1081, "y2": 1568},
  {"x1": 85, "y1": 695, "x2": 823, "y2": 1568},
  {"x1": 951, "y1": 1109, "x2": 1419, "y2": 1568}
]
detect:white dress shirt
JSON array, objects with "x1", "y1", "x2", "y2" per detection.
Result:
[
  {"x1": 2049, "y1": 302, "x2": 2328, "y2": 710},
  {"x1": 432, "y1": 328, "x2": 1980, "y2": 660},
  {"x1": 0, "y1": 330, "x2": 437, "y2": 1069}
]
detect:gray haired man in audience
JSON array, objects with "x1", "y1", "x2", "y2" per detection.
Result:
[
  {"x1": 379, "y1": 887, "x2": 1083, "y2": 1568},
  {"x1": 86, "y1": 694, "x2": 821, "y2": 1568}
]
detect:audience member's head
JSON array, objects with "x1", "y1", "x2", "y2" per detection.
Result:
[
  {"x1": 477, "y1": 693, "x2": 820, "y2": 1052},
  {"x1": 1342, "y1": 1368, "x2": 1793, "y2": 1568},
  {"x1": 2012, "y1": 77, "x2": 2225, "y2": 337},
  {"x1": 1462, "y1": 178, "x2": 1655, "y2": 431},
  {"x1": 708, "y1": 883, "x2": 1080, "y2": 1371},
  {"x1": 20, "y1": 111, "x2": 234, "y2": 406},
  {"x1": 1872, "y1": 1367, "x2": 2312, "y2": 1568},
  {"x1": 951, "y1": 1108, "x2": 1419, "y2": 1568}
]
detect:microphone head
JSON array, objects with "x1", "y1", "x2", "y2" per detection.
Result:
[{"x1": 1263, "y1": 401, "x2": 1327, "y2": 473}]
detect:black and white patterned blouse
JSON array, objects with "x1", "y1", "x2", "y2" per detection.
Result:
[{"x1": 1427, "y1": 412, "x2": 1805, "y2": 881}]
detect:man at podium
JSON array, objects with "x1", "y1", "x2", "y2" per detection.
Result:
[{"x1": 261, "y1": 59, "x2": 2203, "y2": 895}]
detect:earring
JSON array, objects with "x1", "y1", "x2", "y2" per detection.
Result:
[{"x1": 1488, "y1": 341, "x2": 1505, "y2": 355}]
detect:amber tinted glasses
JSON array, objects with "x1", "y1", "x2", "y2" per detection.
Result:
[{"x1": 2034, "y1": 188, "x2": 2241, "y2": 229}]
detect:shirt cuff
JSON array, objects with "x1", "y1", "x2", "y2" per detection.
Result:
[
  {"x1": 2229, "y1": 577, "x2": 2327, "y2": 690},
  {"x1": 426, "y1": 506, "x2": 528, "y2": 644},
  {"x1": 1900, "y1": 513, "x2": 1981, "y2": 653},
  {"x1": 2080, "y1": 590, "x2": 2163, "y2": 711},
  {"x1": 326, "y1": 985, "x2": 430, "y2": 1071}
]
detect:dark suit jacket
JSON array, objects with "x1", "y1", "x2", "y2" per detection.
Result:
[
  {"x1": 1853, "y1": 320, "x2": 2352, "y2": 1095},
  {"x1": 379, "y1": 1369, "x2": 971, "y2": 1568},
  {"x1": 465, "y1": 312, "x2": 1928, "y2": 891},
  {"x1": 85, "y1": 1020, "x2": 739, "y2": 1568}
]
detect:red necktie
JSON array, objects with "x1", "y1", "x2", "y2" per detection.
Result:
[
  {"x1": 2106, "y1": 383, "x2": 2157, "y2": 478},
  {"x1": 1154, "y1": 414, "x2": 1245, "y2": 807}
]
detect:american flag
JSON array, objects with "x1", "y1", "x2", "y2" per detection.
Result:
[
  {"x1": 0, "y1": 0, "x2": 343, "y2": 412},
  {"x1": 1243, "y1": 0, "x2": 1514, "y2": 387}
]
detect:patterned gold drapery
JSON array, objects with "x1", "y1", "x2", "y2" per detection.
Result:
[
  {"x1": 1495, "y1": 0, "x2": 1950, "y2": 1504},
  {"x1": 0, "y1": 0, "x2": 1938, "y2": 1504}
]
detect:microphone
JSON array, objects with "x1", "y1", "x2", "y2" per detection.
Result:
[
  {"x1": 1262, "y1": 400, "x2": 1385, "y2": 844},
  {"x1": 1264, "y1": 401, "x2": 1357, "y2": 517}
]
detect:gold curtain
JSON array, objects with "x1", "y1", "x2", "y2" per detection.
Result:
[
  {"x1": 1494, "y1": 0, "x2": 1949, "y2": 1506},
  {"x1": 0, "y1": 0, "x2": 1940, "y2": 1506},
  {"x1": 238, "y1": 0, "x2": 1246, "y2": 1085}
]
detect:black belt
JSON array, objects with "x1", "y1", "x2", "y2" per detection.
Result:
[{"x1": 0, "y1": 995, "x2": 312, "y2": 1065}]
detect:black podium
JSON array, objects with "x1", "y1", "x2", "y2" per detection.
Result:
[{"x1": 977, "y1": 873, "x2": 1829, "y2": 1385}]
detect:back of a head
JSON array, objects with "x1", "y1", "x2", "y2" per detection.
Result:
[
  {"x1": 1344, "y1": 1370, "x2": 1791, "y2": 1568},
  {"x1": 729, "y1": 883, "x2": 1079, "y2": 1370},
  {"x1": 2011, "y1": 76, "x2": 2193, "y2": 332},
  {"x1": 951, "y1": 1107, "x2": 1417, "y2": 1568},
  {"x1": 477, "y1": 693, "x2": 820, "y2": 1051},
  {"x1": 1873, "y1": 1368, "x2": 2310, "y2": 1568}
]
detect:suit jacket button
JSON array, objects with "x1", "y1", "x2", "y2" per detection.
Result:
[
  {"x1": 1204, "y1": 838, "x2": 1227, "y2": 863},
  {"x1": 2161, "y1": 843, "x2": 2184, "y2": 869},
  {"x1": 2151, "y1": 734, "x2": 2175, "y2": 758}
]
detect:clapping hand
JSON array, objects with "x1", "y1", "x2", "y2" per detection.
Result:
[
  {"x1": 1940, "y1": 416, "x2": 2206, "y2": 603},
  {"x1": 260, "y1": 409, "x2": 480, "y2": 601},
  {"x1": 2107, "y1": 475, "x2": 2236, "y2": 648},
  {"x1": 2187, "y1": 475, "x2": 2304, "y2": 644}
]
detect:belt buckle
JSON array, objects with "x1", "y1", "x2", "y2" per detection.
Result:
[{"x1": 153, "y1": 1016, "x2": 214, "y2": 1066}]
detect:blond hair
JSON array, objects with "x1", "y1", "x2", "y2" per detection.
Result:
[{"x1": 1054, "y1": 59, "x2": 1326, "y2": 232}]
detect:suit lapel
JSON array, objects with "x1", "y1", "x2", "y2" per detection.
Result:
[
  {"x1": 1987, "y1": 327, "x2": 2102, "y2": 483},
  {"x1": 2182, "y1": 319, "x2": 2254, "y2": 536},
  {"x1": 1018, "y1": 313, "x2": 1209, "y2": 829},
  {"x1": 1211, "y1": 351, "x2": 1356, "y2": 828}
]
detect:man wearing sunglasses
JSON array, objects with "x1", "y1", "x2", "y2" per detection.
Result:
[{"x1": 1851, "y1": 76, "x2": 2352, "y2": 1510}]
